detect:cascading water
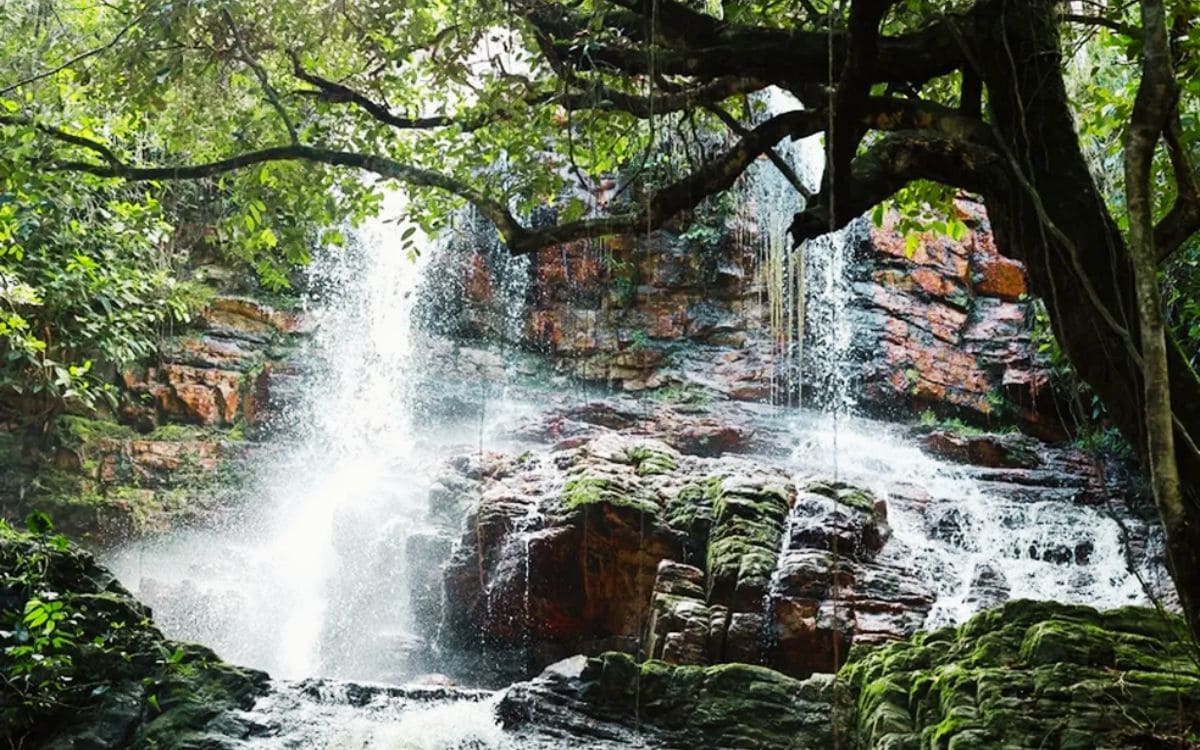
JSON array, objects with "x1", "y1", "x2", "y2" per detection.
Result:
[
  {"x1": 783, "y1": 413, "x2": 1161, "y2": 625},
  {"x1": 105, "y1": 193, "x2": 536, "y2": 683},
  {"x1": 738, "y1": 87, "x2": 1158, "y2": 626},
  {"x1": 739, "y1": 88, "x2": 860, "y2": 412}
]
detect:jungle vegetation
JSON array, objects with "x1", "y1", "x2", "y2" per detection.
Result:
[{"x1": 2, "y1": 0, "x2": 1200, "y2": 639}]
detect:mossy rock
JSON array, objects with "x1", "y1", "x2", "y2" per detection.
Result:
[
  {"x1": 625, "y1": 441, "x2": 681, "y2": 476},
  {"x1": 0, "y1": 530, "x2": 267, "y2": 749},
  {"x1": 568, "y1": 652, "x2": 832, "y2": 748},
  {"x1": 806, "y1": 479, "x2": 879, "y2": 515},
  {"x1": 561, "y1": 471, "x2": 662, "y2": 517},
  {"x1": 55, "y1": 415, "x2": 139, "y2": 447},
  {"x1": 704, "y1": 476, "x2": 793, "y2": 606},
  {"x1": 838, "y1": 600, "x2": 1200, "y2": 749}
]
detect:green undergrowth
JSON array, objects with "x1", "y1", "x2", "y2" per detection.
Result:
[{"x1": 916, "y1": 409, "x2": 1018, "y2": 437}]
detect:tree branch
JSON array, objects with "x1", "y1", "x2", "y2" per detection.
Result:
[
  {"x1": 53, "y1": 143, "x2": 525, "y2": 245},
  {"x1": 522, "y1": 0, "x2": 969, "y2": 90},
  {"x1": 1156, "y1": 108, "x2": 1200, "y2": 262},
  {"x1": 288, "y1": 51, "x2": 460, "y2": 129},
  {"x1": 0, "y1": 115, "x2": 121, "y2": 165},
  {"x1": 704, "y1": 103, "x2": 813, "y2": 200},
  {"x1": 1063, "y1": 12, "x2": 1139, "y2": 37},
  {"x1": 222, "y1": 9, "x2": 297, "y2": 144},
  {"x1": 789, "y1": 130, "x2": 1007, "y2": 242},
  {"x1": 39, "y1": 108, "x2": 822, "y2": 255}
]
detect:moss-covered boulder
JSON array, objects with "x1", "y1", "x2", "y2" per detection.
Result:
[
  {"x1": 839, "y1": 599, "x2": 1200, "y2": 749},
  {"x1": 436, "y1": 433, "x2": 921, "y2": 681},
  {"x1": 0, "y1": 525, "x2": 267, "y2": 749}
]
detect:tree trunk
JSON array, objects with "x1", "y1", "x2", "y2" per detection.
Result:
[{"x1": 968, "y1": 0, "x2": 1200, "y2": 638}]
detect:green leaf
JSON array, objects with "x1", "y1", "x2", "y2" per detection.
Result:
[
  {"x1": 871, "y1": 203, "x2": 886, "y2": 227},
  {"x1": 24, "y1": 511, "x2": 53, "y2": 535},
  {"x1": 904, "y1": 234, "x2": 921, "y2": 258}
]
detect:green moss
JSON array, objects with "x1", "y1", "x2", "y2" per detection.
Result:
[
  {"x1": 704, "y1": 479, "x2": 792, "y2": 605},
  {"x1": 627, "y1": 443, "x2": 680, "y2": 476},
  {"x1": 573, "y1": 652, "x2": 827, "y2": 748},
  {"x1": 664, "y1": 481, "x2": 716, "y2": 535},
  {"x1": 650, "y1": 384, "x2": 713, "y2": 406},
  {"x1": 837, "y1": 600, "x2": 1200, "y2": 749},
  {"x1": 561, "y1": 473, "x2": 660, "y2": 516},
  {"x1": 805, "y1": 480, "x2": 878, "y2": 514},
  {"x1": 56, "y1": 415, "x2": 137, "y2": 446}
]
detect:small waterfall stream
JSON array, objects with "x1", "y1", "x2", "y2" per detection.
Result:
[
  {"x1": 733, "y1": 89, "x2": 1158, "y2": 626},
  {"x1": 781, "y1": 413, "x2": 1158, "y2": 625}
]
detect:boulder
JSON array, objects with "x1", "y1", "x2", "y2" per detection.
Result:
[
  {"x1": 839, "y1": 600, "x2": 1200, "y2": 749},
  {"x1": 498, "y1": 652, "x2": 835, "y2": 749},
  {"x1": 0, "y1": 531, "x2": 267, "y2": 749}
]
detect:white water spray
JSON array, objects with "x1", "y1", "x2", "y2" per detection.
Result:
[{"x1": 106, "y1": 193, "x2": 504, "y2": 681}]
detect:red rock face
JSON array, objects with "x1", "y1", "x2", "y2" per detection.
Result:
[
  {"x1": 445, "y1": 204, "x2": 1063, "y2": 433},
  {"x1": 856, "y1": 208, "x2": 1063, "y2": 437},
  {"x1": 119, "y1": 295, "x2": 302, "y2": 429}
]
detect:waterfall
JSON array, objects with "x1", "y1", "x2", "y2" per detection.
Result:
[
  {"x1": 784, "y1": 412, "x2": 1160, "y2": 625},
  {"x1": 738, "y1": 88, "x2": 860, "y2": 412},
  {"x1": 104, "y1": 191, "x2": 529, "y2": 682}
]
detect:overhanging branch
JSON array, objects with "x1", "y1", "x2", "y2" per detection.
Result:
[
  {"x1": 789, "y1": 130, "x2": 1007, "y2": 243},
  {"x1": 38, "y1": 107, "x2": 823, "y2": 255}
]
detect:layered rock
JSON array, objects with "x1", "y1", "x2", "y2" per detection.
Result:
[
  {"x1": 120, "y1": 295, "x2": 311, "y2": 430},
  {"x1": 0, "y1": 295, "x2": 310, "y2": 541},
  {"x1": 851, "y1": 209, "x2": 1064, "y2": 437},
  {"x1": 432, "y1": 432, "x2": 933, "y2": 680},
  {"x1": 0, "y1": 417, "x2": 247, "y2": 541},
  {"x1": 427, "y1": 203, "x2": 1066, "y2": 433}
]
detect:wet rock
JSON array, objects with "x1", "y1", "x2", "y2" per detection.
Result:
[
  {"x1": 507, "y1": 401, "x2": 756, "y2": 458},
  {"x1": 434, "y1": 434, "x2": 929, "y2": 681},
  {"x1": 838, "y1": 600, "x2": 1199, "y2": 749},
  {"x1": 0, "y1": 416, "x2": 251, "y2": 541},
  {"x1": 498, "y1": 652, "x2": 835, "y2": 749},
  {"x1": 855, "y1": 210, "x2": 1067, "y2": 436},
  {"x1": 0, "y1": 532, "x2": 267, "y2": 749},
  {"x1": 439, "y1": 441, "x2": 686, "y2": 663},
  {"x1": 919, "y1": 429, "x2": 1042, "y2": 468},
  {"x1": 963, "y1": 562, "x2": 1010, "y2": 610}
]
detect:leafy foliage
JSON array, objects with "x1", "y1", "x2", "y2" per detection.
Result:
[
  {"x1": 0, "y1": 515, "x2": 81, "y2": 729},
  {"x1": 0, "y1": 157, "x2": 205, "y2": 420}
]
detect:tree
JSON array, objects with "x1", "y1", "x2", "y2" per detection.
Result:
[{"x1": 2, "y1": 0, "x2": 1199, "y2": 640}]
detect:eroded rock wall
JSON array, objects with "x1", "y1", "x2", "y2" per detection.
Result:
[
  {"x1": 430, "y1": 206, "x2": 1066, "y2": 434},
  {"x1": 0, "y1": 295, "x2": 309, "y2": 541}
]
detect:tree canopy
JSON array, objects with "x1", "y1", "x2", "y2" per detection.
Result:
[{"x1": 3, "y1": 0, "x2": 1200, "y2": 638}]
